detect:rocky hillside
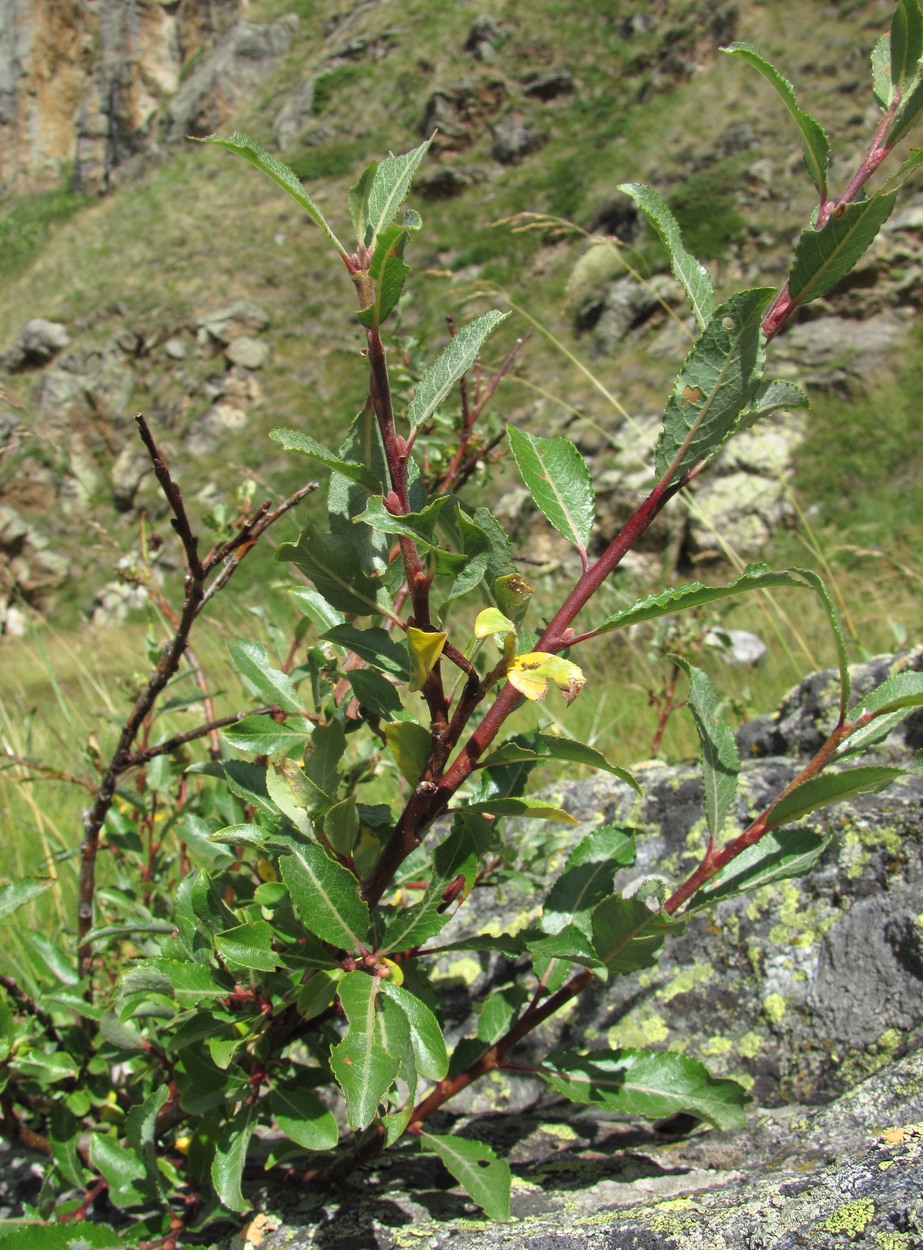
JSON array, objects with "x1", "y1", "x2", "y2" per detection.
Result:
[{"x1": 0, "y1": 0, "x2": 920, "y2": 635}]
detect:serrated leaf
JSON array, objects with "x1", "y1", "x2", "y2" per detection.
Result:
[
  {"x1": 618, "y1": 182, "x2": 714, "y2": 329},
  {"x1": 723, "y1": 44, "x2": 830, "y2": 196},
  {"x1": 675, "y1": 660, "x2": 739, "y2": 840},
  {"x1": 289, "y1": 586, "x2": 345, "y2": 631},
  {"x1": 541, "y1": 824, "x2": 637, "y2": 936},
  {"x1": 356, "y1": 223, "x2": 411, "y2": 329},
  {"x1": 408, "y1": 311, "x2": 509, "y2": 434},
  {"x1": 277, "y1": 525, "x2": 394, "y2": 618},
  {"x1": 384, "y1": 720, "x2": 431, "y2": 786},
  {"x1": 0, "y1": 1222, "x2": 125, "y2": 1249},
  {"x1": 222, "y1": 714, "x2": 314, "y2": 755},
  {"x1": 891, "y1": 0, "x2": 923, "y2": 94},
  {"x1": 207, "y1": 821, "x2": 270, "y2": 849},
  {"x1": 765, "y1": 765, "x2": 907, "y2": 830},
  {"x1": 873, "y1": 34, "x2": 894, "y2": 107},
  {"x1": 212, "y1": 1103, "x2": 257, "y2": 1213},
  {"x1": 507, "y1": 426, "x2": 595, "y2": 555},
  {"x1": 364, "y1": 135, "x2": 433, "y2": 247},
  {"x1": 280, "y1": 844, "x2": 369, "y2": 950},
  {"x1": 407, "y1": 627, "x2": 447, "y2": 692},
  {"x1": 348, "y1": 668, "x2": 403, "y2": 719},
  {"x1": 89, "y1": 1133, "x2": 152, "y2": 1209},
  {"x1": 541, "y1": 1048, "x2": 747, "y2": 1130},
  {"x1": 654, "y1": 288, "x2": 772, "y2": 485},
  {"x1": 420, "y1": 1132, "x2": 511, "y2": 1221},
  {"x1": 269, "y1": 429, "x2": 380, "y2": 491},
  {"x1": 379, "y1": 980, "x2": 448, "y2": 1079},
  {"x1": 690, "y1": 827, "x2": 830, "y2": 910},
  {"x1": 528, "y1": 925, "x2": 607, "y2": 980},
  {"x1": 0, "y1": 877, "x2": 53, "y2": 922},
  {"x1": 886, "y1": 70, "x2": 923, "y2": 145},
  {"x1": 198, "y1": 131, "x2": 345, "y2": 255},
  {"x1": 271, "y1": 1082, "x2": 339, "y2": 1150},
  {"x1": 838, "y1": 670, "x2": 923, "y2": 758},
  {"x1": 215, "y1": 920, "x2": 279, "y2": 972},
  {"x1": 227, "y1": 640, "x2": 304, "y2": 715},
  {"x1": 741, "y1": 378, "x2": 810, "y2": 430},
  {"x1": 144, "y1": 959, "x2": 233, "y2": 1005},
  {"x1": 592, "y1": 895, "x2": 685, "y2": 976},
  {"x1": 348, "y1": 159, "x2": 378, "y2": 242},
  {"x1": 788, "y1": 192, "x2": 898, "y2": 306}
]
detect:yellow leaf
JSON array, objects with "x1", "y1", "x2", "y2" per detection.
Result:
[
  {"x1": 407, "y1": 627, "x2": 447, "y2": 692},
  {"x1": 508, "y1": 652, "x2": 586, "y2": 705},
  {"x1": 474, "y1": 607, "x2": 515, "y2": 640}
]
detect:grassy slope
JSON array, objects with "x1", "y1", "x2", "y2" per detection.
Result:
[{"x1": 1, "y1": 0, "x2": 920, "y2": 908}]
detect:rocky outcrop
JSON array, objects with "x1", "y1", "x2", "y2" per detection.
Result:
[{"x1": 0, "y1": 0, "x2": 247, "y2": 195}]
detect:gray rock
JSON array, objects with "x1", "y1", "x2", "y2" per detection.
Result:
[
  {"x1": 273, "y1": 76, "x2": 317, "y2": 149},
  {"x1": 464, "y1": 15, "x2": 504, "y2": 62},
  {"x1": 2, "y1": 319, "x2": 70, "y2": 371},
  {"x1": 196, "y1": 300, "x2": 271, "y2": 347},
  {"x1": 705, "y1": 628, "x2": 767, "y2": 666},
  {"x1": 186, "y1": 401, "x2": 248, "y2": 454},
  {"x1": 225, "y1": 335, "x2": 270, "y2": 370},
  {"x1": 491, "y1": 112, "x2": 546, "y2": 164},
  {"x1": 164, "y1": 16, "x2": 298, "y2": 141},
  {"x1": 0, "y1": 503, "x2": 69, "y2": 612},
  {"x1": 110, "y1": 444, "x2": 150, "y2": 511},
  {"x1": 522, "y1": 68, "x2": 575, "y2": 100}
]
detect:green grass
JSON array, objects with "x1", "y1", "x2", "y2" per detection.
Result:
[{"x1": 0, "y1": 183, "x2": 89, "y2": 282}]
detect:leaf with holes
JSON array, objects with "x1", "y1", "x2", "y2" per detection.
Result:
[{"x1": 420, "y1": 1132, "x2": 511, "y2": 1221}]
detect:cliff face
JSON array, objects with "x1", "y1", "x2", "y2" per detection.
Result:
[{"x1": 0, "y1": 0, "x2": 245, "y2": 195}]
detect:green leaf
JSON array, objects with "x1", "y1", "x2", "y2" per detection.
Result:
[
  {"x1": 887, "y1": 72, "x2": 923, "y2": 146},
  {"x1": 141, "y1": 958, "x2": 233, "y2": 1006},
  {"x1": 271, "y1": 1081, "x2": 339, "y2": 1150},
  {"x1": 891, "y1": 0, "x2": 923, "y2": 95},
  {"x1": 348, "y1": 159, "x2": 378, "y2": 243},
  {"x1": 227, "y1": 640, "x2": 304, "y2": 715},
  {"x1": 541, "y1": 824, "x2": 637, "y2": 936},
  {"x1": 788, "y1": 192, "x2": 899, "y2": 306},
  {"x1": 689, "y1": 827, "x2": 830, "y2": 910},
  {"x1": 330, "y1": 972, "x2": 398, "y2": 1130},
  {"x1": 838, "y1": 670, "x2": 923, "y2": 759},
  {"x1": 407, "y1": 311, "x2": 510, "y2": 434},
  {"x1": 304, "y1": 719, "x2": 347, "y2": 802},
  {"x1": 296, "y1": 969, "x2": 341, "y2": 1019},
  {"x1": 483, "y1": 734, "x2": 640, "y2": 792},
  {"x1": 324, "y1": 623, "x2": 410, "y2": 678},
  {"x1": 280, "y1": 844, "x2": 369, "y2": 950},
  {"x1": 741, "y1": 377, "x2": 810, "y2": 430},
  {"x1": 222, "y1": 715, "x2": 314, "y2": 755},
  {"x1": 420, "y1": 1132, "x2": 511, "y2": 1221},
  {"x1": 325, "y1": 796, "x2": 360, "y2": 857},
  {"x1": 379, "y1": 980, "x2": 448, "y2": 1080},
  {"x1": 723, "y1": 44, "x2": 830, "y2": 197},
  {"x1": 463, "y1": 795, "x2": 578, "y2": 823},
  {"x1": 215, "y1": 920, "x2": 280, "y2": 972},
  {"x1": 269, "y1": 429, "x2": 380, "y2": 491},
  {"x1": 674, "y1": 660, "x2": 739, "y2": 840},
  {"x1": 212, "y1": 1102, "x2": 257, "y2": 1213},
  {"x1": 198, "y1": 131, "x2": 346, "y2": 255},
  {"x1": 654, "y1": 288, "x2": 772, "y2": 485},
  {"x1": 348, "y1": 667, "x2": 403, "y2": 719},
  {"x1": 541, "y1": 1048, "x2": 747, "y2": 1131},
  {"x1": 0, "y1": 1223, "x2": 125, "y2": 1249},
  {"x1": 89, "y1": 1133, "x2": 152, "y2": 1209},
  {"x1": 873, "y1": 34, "x2": 894, "y2": 107},
  {"x1": 618, "y1": 182, "x2": 714, "y2": 330},
  {"x1": 380, "y1": 822, "x2": 480, "y2": 953},
  {"x1": 475, "y1": 984, "x2": 530, "y2": 1044},
  {"x1": 528, "y1": 925, "x2": 607, "y2": 981},
  {"x1": 289, "y1": 586, "x2": 345, "y2": 632},
  {"x1": 384, "y1": 720, "x2": 432, "y2": 786},
  {"x1": 356, "y1": 223, "x2": 411, "y2": 329},
  {"x1": 592, "y1": 895, "x2": 685, "y2": 976},
  {"x1": 267, "y1": 758, "x2": 317, "y2": 832},
  {"x1": 277, "y1": 524, "x2": 394, "y2": 618},
  {"x1": 363, "y1": 135, "x2": 433, "y2": 247},
  {"x1": 507, "y1": 426, "x2": 595, "y2": 555},
  {"x1": 0, "y1": 877, "x2": 53, "y2": 922},
  {"x1": 765, "y1": 765, "x2": 908, "y2": 830}
]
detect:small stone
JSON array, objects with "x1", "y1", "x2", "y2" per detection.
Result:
[
  {"x1": 522, "y1": 68, "x2": 574, "y2": 100},
  {"x1": 164, "y1": 337, "x2": 187, "y2": 360},
  {"x1": 224, "y1": 336, "x2": 270, "y2": 370},
  {"x1": 491, "y1": 112, "x2": 545, "y2": 164},
  {"x1": 705, "y1": 628, "x2": 768, "y2": 666}
]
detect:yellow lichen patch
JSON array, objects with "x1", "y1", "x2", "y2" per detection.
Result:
[
  {"x1": 875, "y1": 1233, "x2": 918, "y2": 1248},
  {"x1": 660, "y1": 961, "x2": 715, "y2": 1003},
  {"x1": 656, "y1": 1197, "x2": 701, "y2": 1212},
  {"x1": 540, "y1": 1121, "x2": 579, "y2": 1143},
  {"x1": 738, "y1": 1030, "x2": 763, "y2": 1059},
  {"x1": 608, "y1": 1007, "x2": 669, "y2": 1050},
  {"x1": 762, "y1": 992, "x2": 786, "y2": 1024},
  {"x1": 702, "y1": 1034, "x2": 734, "y2": 1058},
  {"x1": 820, "y1": 1198, "x2": 875, "y2": 1236}
]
